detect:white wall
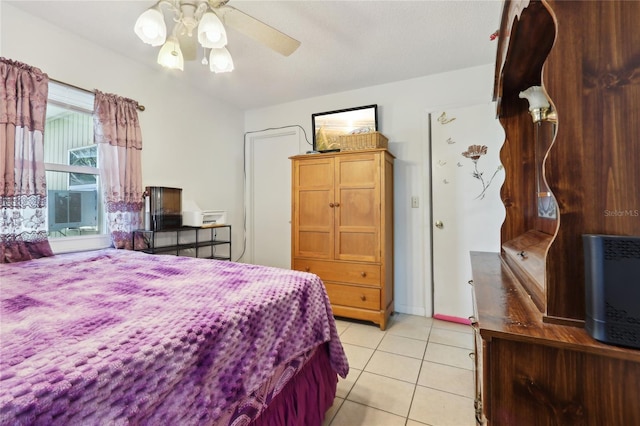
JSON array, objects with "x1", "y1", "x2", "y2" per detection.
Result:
[
  {"x1": 1, "y1": 4, "x2": 245, "y2": 259},
  {"x1": 2, "y1": 2, "x2": 497, "y2": 316},
  {"x1": 244, "y1": 65, "x2": 495, "y2": 316}
]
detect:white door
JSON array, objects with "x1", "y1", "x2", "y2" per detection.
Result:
[
  {"x1": 430, "y1": 103, "x2": 505, "y2": 321},
  {"x1": 246, "y1": 129, "x2": 301, "y2": 269}
]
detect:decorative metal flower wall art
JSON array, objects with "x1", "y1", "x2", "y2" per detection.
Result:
[
  {"x1": 462, "y1": 144, "x2": 487, "y2": 160},
  {"x1": 462, "y1": 144, "x2": 503, "y2": 199}
]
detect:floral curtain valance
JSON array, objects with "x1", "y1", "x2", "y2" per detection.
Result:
[
  {"x1": 94, "y1": 90, "x2": 144, "y2": 249},
  {"x1": 0, "y1": 57, "x2": 53, "y2": 263}
]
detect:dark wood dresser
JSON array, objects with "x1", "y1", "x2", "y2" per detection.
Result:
[{"x1": 471, "y1": 1, "x2": 640, "y2": 424}]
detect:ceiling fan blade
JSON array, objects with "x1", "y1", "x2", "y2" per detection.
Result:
[
  {"x1": 218, "y1": 5, "x2": 301, "y2": 57},
  {"x1": 177, "y1": 32, "x2": 197, "y2": 61}
]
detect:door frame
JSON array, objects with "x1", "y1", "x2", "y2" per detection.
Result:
[
  {"x1": 424, "y1": 101, "x2": 500, "y2": 321},
  {"x1": 244, "y1": 127, "x2": 301, "y2": 265}
]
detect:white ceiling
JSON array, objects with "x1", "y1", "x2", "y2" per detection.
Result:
[{"x1": 6, "y1": 0, "x2": 504, "y2": 110}]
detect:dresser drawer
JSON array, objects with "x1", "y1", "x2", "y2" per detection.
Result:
[
  {"x1": 293, "y1": 259, "x2": 380, "y2": 286},
  {"x1": 325, "y1": 282, "x2": 380, "y2": 310}
]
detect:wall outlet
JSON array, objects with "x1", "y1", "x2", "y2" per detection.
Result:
[{"x1": 411, "y1": 196, "x2": 419, "y2": 208}]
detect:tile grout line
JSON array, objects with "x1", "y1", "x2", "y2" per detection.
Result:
[
  {"x1": 415, "y1": 382, "x2": 476, "y2": 401},
  {"x1": 332, "y1": 316, "x2": 476, "y2": 425},
  {"x1": 332, "y1": 322, "x2": 388, "y2": 423},
  {"x1": 403, "y1": 324, "x2": 433, "y2": 425},
  {"x1": 330, "y1": 399, "x2": 414, "y2": 425}
]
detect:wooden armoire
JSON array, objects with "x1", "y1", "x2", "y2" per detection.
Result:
[
  {"x1": 471, "y1": 1, "x2": 640, "y2": 425},
  {"x1": 290, "y1": 149, "x2": 394, "y2": 330}
]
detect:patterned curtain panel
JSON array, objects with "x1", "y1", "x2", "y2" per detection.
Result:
[
  {"x1": 0, "y1": 58, "x2": 53, "y2": 263},
  {"x1": 93, "y1": 91, "x2": 144, "y2": 250}
]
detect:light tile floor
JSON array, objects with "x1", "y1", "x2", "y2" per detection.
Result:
[{"x1": 324, "y1": 314, "x2": 476, "y2": 426}]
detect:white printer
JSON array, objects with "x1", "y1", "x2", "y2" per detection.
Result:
[{"x1": 182, "y1": 200, "x2": 227, "y2": 227}]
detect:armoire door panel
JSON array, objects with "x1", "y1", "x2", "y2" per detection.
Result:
[
  {"x1": 335, "y1": 155, "x2": 381, "y2": 262},
  {"x1": 297, "y1": 160, "x2": 334, "y2": 188},
  {"x1": 336, "y1": 155, "x2": 378, "y2": 186},
  {"x1": 337, "y1": 231, "x2": 377, "y2": 261},
  {"x1": 298, "y1": 191, "x2": 332, "y2": 227},
  {"x1": 296, "y1": 231, "x2": 332, "y2": 258},
  {"x1": 338, "y1": 188, "x2": 378, "y2": 227}
]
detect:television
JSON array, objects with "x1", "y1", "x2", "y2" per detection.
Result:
[
  {"x1": 311, "y1": 104, "x2": 378, "y2": 152},
  {"x1": 48, "y1": 190, "x2": 98, "y2": 232}
]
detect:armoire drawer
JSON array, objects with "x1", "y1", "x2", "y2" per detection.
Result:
[
  {"x1": 293, "y1": 259, "x2": 380, "y2": 286},
  {"x1": 324, "y1": 282, "x2": 380, "y2": 310}
]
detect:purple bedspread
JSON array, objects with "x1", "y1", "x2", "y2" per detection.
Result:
[{"x1": 0, "y1": 249, "x2": 349, "y2": 425}]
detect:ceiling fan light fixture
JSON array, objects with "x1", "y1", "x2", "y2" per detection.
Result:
[
  {"x1": 135, "y1": 0, "x2": 300, "y2": 72},
  {"x1": 198, "y1": 12, "x2": 227, "y2": 48},
  {"x1": 209, "y1": 47, "x2": 234, "y2": 73},
  {"x1": 134, "y1": 5, "x2": 167, "y2": 46},
  {"x1": 157, "y1": 36, "x2": 184, "y2": 71}
]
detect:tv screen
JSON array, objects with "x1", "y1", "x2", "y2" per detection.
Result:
[{"x1": 311, "y1": 104, "x2": 378, "y2": 152}]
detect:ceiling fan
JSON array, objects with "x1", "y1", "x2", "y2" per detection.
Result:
[{"x1": 134, "y1": 0, "x2": 301, "y2": 72}]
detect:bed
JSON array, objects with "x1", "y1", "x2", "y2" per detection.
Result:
[{"x1": 0, "y1": 249, "x2": 349, "y2": 425}]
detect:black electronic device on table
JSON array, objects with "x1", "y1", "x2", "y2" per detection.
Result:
[{"x1": 583, "y1": 234, "x2": 640, "y2": 349}]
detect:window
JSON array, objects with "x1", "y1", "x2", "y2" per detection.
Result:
[
  {"x1": 44, "y1": 82, "x2": 109, "y2": 252},
  {"x1": 68, "y1": 145, "x2": 98, "y2": 189}
]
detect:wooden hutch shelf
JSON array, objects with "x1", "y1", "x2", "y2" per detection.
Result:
[{"x1": 471, "y1": 1, "x2": 640, "y2": 424}]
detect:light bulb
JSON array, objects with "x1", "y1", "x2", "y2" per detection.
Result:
[
  {"x1": 519, "y1": 86, "x2": 551, "y2": 123},
  {"x1": 209, "y1": 47, "x2": 234, "y2": 73},
  {"x1": 206, "y1": 30, "x2": 222, "y2": 44},
  {"x1": 134, "y1": 6, "x2": 166, "y2": 46},
  {"x1": 142, "y1": 26, "x2": 159, "y2": 40},
  {"x1": 212, "y1": 54, "x2": 228, "y2": 68},
  {"x1": 157, "y1": 36, "x2": 184, "y2": 71},
  {"x1": 198, "y1": 12, "x2": 227, "y2": 48}
]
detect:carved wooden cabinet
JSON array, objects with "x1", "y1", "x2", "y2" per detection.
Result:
[
  {"x1": 290, "y1": 149, "x2": 394, "y2": 330},
  {"x1": 472, "y1": 253, "x2": 640, "y2": 425},
  {"x1": 472, "y1": 1, "x2": 640, "y2": 424}
]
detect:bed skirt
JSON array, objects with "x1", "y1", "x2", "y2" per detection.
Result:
[{"x1": 250, "y1": 344, "x2": 338, "y2": 426}]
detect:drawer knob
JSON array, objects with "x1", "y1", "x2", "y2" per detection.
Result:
[
  {"x1": 329, "y1": 202, "x2": 335, "y2": 208},
  {"x1": 360, "y1": 295, "x2": 366, "y2": 301},
  {"x1": 360, "y1": 271, "x2": 367, "y2": 278},
  {"x1": 334, "y1": 202, "x2": 340, "y2": 207},
  {"x1": 304, "y1": 267, "x2": 310, "y2": 272}
]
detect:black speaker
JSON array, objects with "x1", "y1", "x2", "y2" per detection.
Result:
[{"x1": 583, "y1": 234, "x2": 640, "y2": 349}]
